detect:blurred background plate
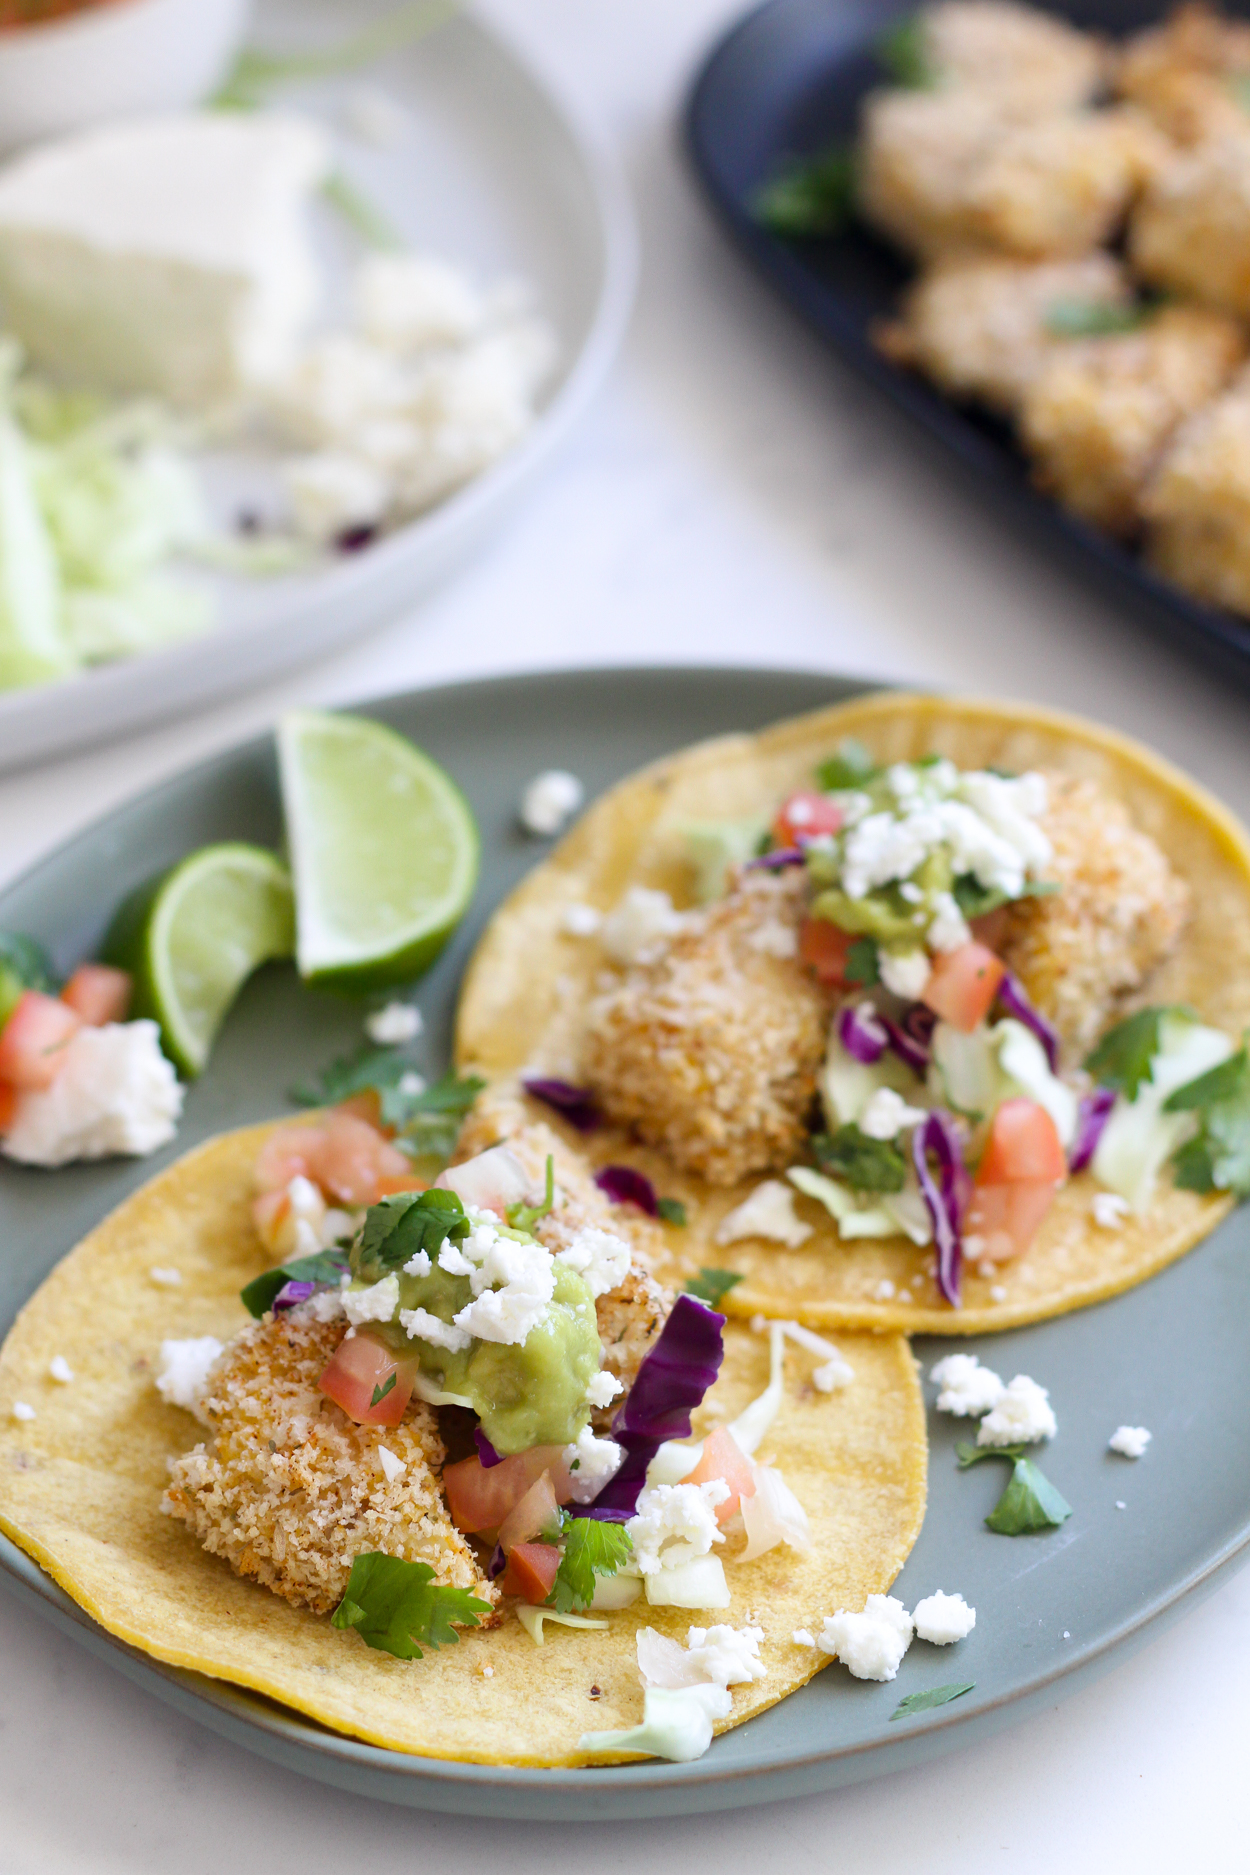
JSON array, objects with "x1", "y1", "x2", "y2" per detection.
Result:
[
  {"x1": 0, "y1": 0, "x2": 635, "y2": 775},
  {"x1": 685, "y1": 0, "x2": 1250, "y2": 693},
  {"x1": 3, "y1": 666, "x2": 1250, "y2": 1817}
]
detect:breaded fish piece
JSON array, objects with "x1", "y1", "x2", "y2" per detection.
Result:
[
  {"x1": 859, "y1": 90, "x2": 1163, "y2": 261},
  {"x1": 875, "y1": 251, "x2": 1130, "y2": 414},
  {"x1": 921, "y1": 0, "x2": 1106, "y2": 112},
  {"x1": 164, "y1": 1312, "x2": 494, "y2": 1617},
  {"x1": 1131, "y1": 130, "x2": 1250, "y2": 318},
  {"x1": 1017, "y1": 304, "x2": 1245, "y2": 534},
  {"x1": 1115, "y1": 2, "x2": 1250, "y2": 146},
  {"x1": 581, "y1": 868, "x2": 832, "y2": 1187},
  {"x1": 1001, "y1": 771, "x2": 1191, "y2": 1059},
  {"x1": 1144, "y1": 369, "x2": 1250, "y2": 616},
  {"x1": 451, "y1": 1084, "x2": 672, "y2": 1408}
]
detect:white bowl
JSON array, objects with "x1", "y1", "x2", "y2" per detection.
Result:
[{"x1": 0, "y1": 0, "x2": 253, "y2": 152}]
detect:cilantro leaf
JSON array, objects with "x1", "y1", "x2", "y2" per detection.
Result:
[
  {"x1": 657, "y1": 1197, "x2": 688, "y2": 1227},
  {"x1": 751, "y1": 145, "x2": 855, "y2": 239},
  {"x1": 331, "y1": 1553, "x2": 491, "y2": 1659},
  {"x1": 813, "y1": 1125, "x2": 906, "y2": 1194},
  {"x1": 1044, "y1": 299, "x2": 1149, "y2": 339},
  {"x1": 507, "y1": 1154, "x2": 555, "y2": 1234},
  {"x1": 0, "y1": 929, "x2": 57, "y2": 1026},
  {"x1": 352, "y1": 1187, "x2": 469, "y2": 1281},
  {"x1": 240, "y1": 1249, "x2": 350, "y2": 1319},
  {"x1": 955, "y1": 1442, "x2": 1071, "y2": 1534},
  {"x1": 890, "y1": 1682, "x2": 975, "y2": 1721},
  {"x1": 547, "y1": 1519, "x2": 634, "y2": 1614},
  {"x1": 371, "y1": 1372, "x2": 398, "y2": 1408},
  {"x1": 1166, "y1": 1043, "x2": 1250, "y2": 1197},
  {"x1": 684, "y1": 1268, "x2": 743, "y2": 1308},
  {"x1": 876, "y1": 14, "x2": 934, "y2": 87},
  {"x1": 951, "y1": 875, "x2": 1059, "y2": 921},
  {"x1": 289, "y1": 1042, "x2": 403, "y2": 1107},
  {"x1": 844, "y1": 937, "x2": 880, "y2": 987},
  {"x1": 1164, "y1": 1045, "x2": 1250, "y2": 1112},
  {"x1": 1084, "y1": 1007, "x2": 1196, "y2": 1101},
  {"x1": 381, "y1": 1070, "x2": 485, "y2": 1156},
  {"x1": 816, "y1": 738, "x2": 878, "y2": 792}
]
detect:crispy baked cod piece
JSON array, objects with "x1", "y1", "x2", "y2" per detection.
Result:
[
  {"x1": 858, "y1": 90, "x2": 1164, "y2": 262},
  {"x1": 919, "y1": 1, "x2": 1107, "y2": 113},
  {"x1": 164, "y1": 1312, "x2": 495, "y2": 1617},
  {"x1": 581, "y1": 868, "x2": 832, "y2": 1187},
  {"x1": 1115, "y1": 2, "x2": 1250, "y2": 146},
  {"x1": 1018, "y1": 304, "x2": 1245, "y2": 533},
  {"x1": 1144, "y1": 367, "x2": 1250, "y2": 615},
  {"x1": 1001, "y1": 770, "x2": 1191, "y2": 1058},
  {"x1": 875, "y1": 252, "x2": 1130, "y2": 415},
  {"x1": 451, "y1": 1083, "x2": 672, "y2": 1413},
  {"x1": 1131, "y1": 129, "x2": 1250, "y2": 319}
]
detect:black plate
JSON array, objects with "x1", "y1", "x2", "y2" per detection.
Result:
[{"x1": 685, "y1": 0, "x2": 1250, "y2": 690}]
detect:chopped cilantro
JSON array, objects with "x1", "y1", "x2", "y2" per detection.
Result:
[
  {"x1": 951, "y1": 874, "x2": 1059, "y2": 921},
  {"x1": 657, "y1": 1197, "x2": 688, "y2": 1227},
  {"x1": 890, "y1": 1682, "x2": 975, "y2": 1721},
  {"x1": 750, "y1": 145, "x2": 855, "y2": 238},
  {"x1": 813, "y1": 1125, "x2": 906, "y2": 1194},
  {"x1": 956, "y1": 1442, "x2": 1071, "y2": 1534},
  {"x1": 876, "y1": 14, "x2": 934, "y2": 87},
  {"x1": 240, "y1": 1249, "x2": 350, "y2": 1319},
  {"x1": 1044, "y1": 299, "x2": 1149, "y2": 338},
  {"x1": 0, "y1": 929, "x2": 56, "y2": 1025},
  {"x1": 684, "y1": 1268, "x2": 743, "y2": 1308},
  {"x1": 816, "y1": 738, "x2": 878, "y2": 792},
  {"x1": 844, "y1": 937, "x2": 881, "y2": 987},
  {"x1": 370, "y1": 1372, "x2": 398, "y2": 1408},
  {"x1": 381, "y1": 1069, "x2": 485, "y2": 1159},
  {"x1": 289, "y1": 1041, "x2": 402, "y2": 1108},
  {"x1": 331, "y1": 1553, "x2": 491, "y2": 1659},
  {"x1": 352, "y1": 1187, "x2": 469, "y2": 1281},
  {"x1": 1166, "y1": 1040, "x2": 1250, "y2": 1197},
  {"x1": 547, "y1": 1519, "x2": 634, "y2": 1614},
  {"x1": 507, "y1": 1154, "x2": 555, "y2": 1234},
  {"x1": 1084, "y1": 1006, "x2": 1196, "y2": 1102}
]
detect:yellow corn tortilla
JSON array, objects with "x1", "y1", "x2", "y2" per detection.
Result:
[
  {"x1": 0, "y1": 1122, "x2": 926, "y2": 1766},
  {"x1": 456, "y1": 691, "x2": 1250, "y2": 1335}
]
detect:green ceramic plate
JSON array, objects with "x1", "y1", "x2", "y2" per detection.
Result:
[{"x1": 2, "y1": 668, "x2": 1249, "y2": 1820}]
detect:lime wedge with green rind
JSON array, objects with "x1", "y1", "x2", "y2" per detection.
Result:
[
  {"x1": 104, "y1": 843, "x2": 294, "y2": 1077},
  {"x1": 278, "y1": 708, "x2": 478, "y2": 994}
]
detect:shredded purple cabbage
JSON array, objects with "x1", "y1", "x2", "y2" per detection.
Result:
[
  {"x1": 487, "y1": 1542, "x2": 506, "y2": 1579},
  {"x1": 521, "y1": 1077, "x2": 602, "y2": 1133},
  {"x1": 273, "y1": 1280, "x2": 318, "y2": 1313},
  {"x1": 913, "y1": 1111, "x2": 968, "y2": 1307},
  {"x1": 1069, "y1": 1087, "x2": 1116, "y2": 1173},
  {"x1": 474, "y1": 1428, "x2": 504, "y2": 1469},
  {"x1": 901, "y1": 1002, "x2": 937, "y2": 1050},
  {"x1": 880, "y1": 1014, "x2": 930, "y2": 1075},
  {"x1": 838, "y1": 1002, "x2": 887, "y2": 1064},
  {"x1": 997, "y1": 972, "x2": 1061, "y2": 1073},
  {"x1": 745, "y1": 846, "x2": 805, "y2": 872},
  {"x1": 594, "y1": 1164, "x2": 660, "y2": 1215},
  {"x1": 585, "y1": 1295, "x2": 727, "y2": 1515}
]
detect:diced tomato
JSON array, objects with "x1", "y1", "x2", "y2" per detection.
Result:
[
  {"x1": 335, "y1": 1089, "x2": 386, "y2": 1131},
  {"x1": 799, "y1": 917, "x2": 854, "y2": 988},
  {"x1": 318, "y1": 1331, "x2": 417, "y2": 1428},
  {"x1": 0, "y1": 1080, "x2": 17, "y2": 1134},
  {"x1": 773, "y1": 791, "x2": 843, "y2": 849},
  {"x1": 501, "y1": 1542, "x2": 562, "y2": 1604},
  {"x1": 255, "y1": 1121, "x2": 325, "y2": 1194},
  {"x1": 443, "y1": 1446, "x2": 575, "y2": 1535},
  {"x1": 436, "y1": 1144, "x2": 532, "y2": 1219},
  {"x1": 313, "y1": 1110, "x2": 410, "y2": 1205},
  {"x1": 966, "y1": 1099, "x2": 1065, "y2": 1262},
  {"x1": 922, "y1": 942, "x2": 1006, "y2": 1033},
  {"x1": 978, "y1": 1098, "x2": 1066, "y2": 1185},
  {"x1": 498, "y1": 1470, "x2": 560, "y2": 1553},
  {"x1": 686, "y1": 1425, "x2": 757, "y2": 1525},
  {"x1": 60, "y1": 963, "x2": 131, "y2": 1026},
  {"x1": 0, "y1": 990, "x2": 82, "y2": 1090}
]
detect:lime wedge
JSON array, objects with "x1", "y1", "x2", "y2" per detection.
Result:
[
  {"x1": 104, "y1": 843, "x2": 294, "y2": 1077},
  {"x1": 277, "y1": 708, "x2": 479, "y2": 993}
]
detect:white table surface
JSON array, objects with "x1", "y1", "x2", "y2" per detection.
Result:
[{"x1": 2, "y1": 2, "x2": 1247, "y2": 1865}]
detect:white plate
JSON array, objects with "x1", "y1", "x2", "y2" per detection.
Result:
[{"x1": 0, "y1": 0, "x2": 636, "y2": 775}]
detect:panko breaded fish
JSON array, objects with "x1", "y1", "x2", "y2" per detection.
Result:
[
  {"x1": 1144, "y1": 367, "x2": 1250, "y2": 616},
  {"x1": 164, "y1": 1310, "x2": 496, "y2": 1617},
  {"x1": 581, "y1": 868, "x2": 832, "y2": 1187},
  {"x1": 1017, "y1": 304, "x2": 1245, "y2": 534},
  {"x1": 1115, "y1": 2, "x2": 1250, "y2": 147},
  {"x1": 874, "y1": 251, "x2": 1131, "y2": 415},
  {"x1": 1130, "y1": 129, "x2": 1250, "y2": 320},
  {"x1": 920, "y1": 0, "x2": 1107, "y2": 113},
  {"x1": 859, "y1": 89, "x2": 1164, "y2": 262},
  {"x1": 1001, "y1": 770, "x2": 1191, "y2": 1058}
]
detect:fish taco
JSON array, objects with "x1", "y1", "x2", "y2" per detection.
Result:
[
  {"x1": 456, "y1": 692, "x2": 1250, "y2": 1334},
  {"x1": 0, "y1": 1106, "x2": 926, "y2": 1766}
]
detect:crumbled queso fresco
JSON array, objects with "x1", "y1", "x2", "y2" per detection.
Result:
[
  {"x1": 912, "y1": 1591, "x2": 976, "y2": 1645},
  {"x1": 364, "y1": 1001, "x2": 422, "y2": 1045},
  {"x1": 2, "y1": 1021, "x2": 182, "y2": 1167},
  {"x1": 977, "y1": 1375, "x2": 1057, "y2": 1447},
  {"x1": 930, "y1": 1353, "x2": 1006, "y2": 1417},
  {"x1": 1109, "y1": 1425, "x2": 1152, "y2": 1459},
  {"x1": 626, "y1": 1480, "x2": 730, "y2": 1575},
  {"x1": 519, "y1": 770, "x2": 584, "y2": 837},
  {"x1": 600, "y1": 887, "x2": 688, "y2": 966},
  {"x1": 715, "y1": 1180, "x2": 812, "y2": 1248}
]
